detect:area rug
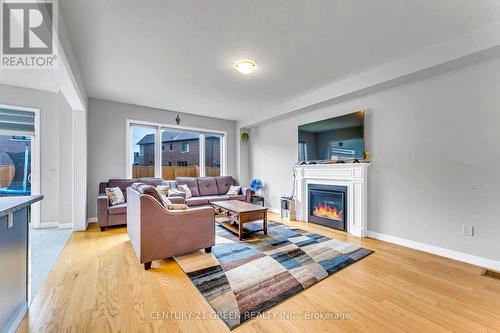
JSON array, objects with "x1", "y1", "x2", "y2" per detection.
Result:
[{"x1": 175, "y1": 221, "x2": 373, "y2": 329}]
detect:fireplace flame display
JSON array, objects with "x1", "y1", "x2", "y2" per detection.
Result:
[{"x1": 312, "y1": 203, "x2": 343, "y2": 221}]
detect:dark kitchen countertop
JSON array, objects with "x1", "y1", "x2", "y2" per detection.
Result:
[{"x1": 0, "y1": 195, "x2": 44, "y2": 217}]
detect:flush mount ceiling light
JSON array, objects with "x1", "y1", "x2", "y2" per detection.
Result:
[{"x1": 234, "y1": 60, "x2": 257, "y2": 75}]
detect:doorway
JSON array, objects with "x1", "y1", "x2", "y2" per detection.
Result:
[{"x1": 0, "y1": 105, "x2": 40, "y2": 225}]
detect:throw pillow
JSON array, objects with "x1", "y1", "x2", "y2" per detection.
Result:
[
  {"x1": 157, "y1": 191, "x2": 172, "y2": 207},
  {"x1": 156, "y1": 185, "x2": 170, "y2": 196},
  {"x1": 166, "y1": 203, "x2": 189, "y2": 211},
  {"x1": 226, "y1": 185, "x2": 241, "y2": 196},
  {"x1": 178, "y1": 184, "x2": 192, "y2": 199},
  {"x1": 105, "y1": 187, "x2": 125, "y2": 206}
]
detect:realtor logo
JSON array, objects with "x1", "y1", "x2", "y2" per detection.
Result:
[{"x1": 1, "y1": 0, "x2": 58, "y2": 68}]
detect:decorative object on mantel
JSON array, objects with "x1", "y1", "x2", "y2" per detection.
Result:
[
  {"x1": 175, "y1": 114, "x2": 181, "y2": 125},
  {"x1": 364, "y1": 151, "x2": 371, "y2": 161},
  {"x1": 296, "y1": 159, "x2": 371, "y2": 166},
  {"x1": 240, "y1": 129, "x2": 249, "y2": 143}
]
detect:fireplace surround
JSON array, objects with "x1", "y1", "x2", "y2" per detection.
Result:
[{"x1": 294, "y1": 163, "x2": 370, "y2": 237}]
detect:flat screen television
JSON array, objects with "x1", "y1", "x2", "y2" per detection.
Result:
[{"x1": 298, "y1": 111, "x2": 364, "y2": 162}]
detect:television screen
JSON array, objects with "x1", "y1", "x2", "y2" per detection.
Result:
[{"x1": 298, "y1": 111, "x2": 364, "y2": 162}]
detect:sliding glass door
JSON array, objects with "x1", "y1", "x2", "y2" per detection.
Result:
[
  {"x1": 0, "y1": 106, "x2": 39, "y2": 227},
  {"x1": 160, "y1": 129, "x2": 201, "y2": 180},
  {"x1": 205, "y1": 133, "x2": 223, "y2": 177},
  {"x1": 0, "y1": 135, "x2": 31, "y2": 196},
  {"x1": 128, "y1": 121, "x2": 226, "y2": 179},
  {"x1": 130, "y1": 125, "x2": 156, "y2": 178}
]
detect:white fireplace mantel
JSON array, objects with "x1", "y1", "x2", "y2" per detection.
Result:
[{"x1": 293, "y1": 163, "x2": 370, "y2": 237}]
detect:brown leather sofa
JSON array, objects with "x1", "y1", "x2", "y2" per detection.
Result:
[
  {"x1": 127, "y1": 185, "x2": 215, "y2": 270},
  {"x1": 97, "y1": 176, "x2": 249, "y2": 230}
]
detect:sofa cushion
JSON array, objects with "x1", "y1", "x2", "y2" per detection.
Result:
[
  {"x1": 178, "y1": 184, "x2": 193, "y2": 198},
  {"x1": 167, "y1": 196, "x2": 185, "y2": 204},
  {"x1": 215, "y1": 176, "x2": 235, "y2": 195},
  {"x1": 108, "y1": 178, "x2": 136, "y2": 201},
  {"x1": 185, "y1": 197, "x2": 209, "y2": 206},
  {"x1": 164, "y1": 180, "x2": 177, "y2": 189},
  {"x1": 227, "y1": 194, "x2": 246, "y2": 201},
  {"x1": 135, "y1": 184, "x2": 164, "y2": 206},
  {"x1": 139, "y1": 177, "x2": 164, "y2": 187},
  {"x1": 203, "y1": 195, "x2": 229, "y2": 203},
  {"x1": 107, "y1": 202, "x2": 127, "y2": 215},
  {"x1": 156, "y1": 185, "x2": 170, "y2": 196},
  {"x1": 176, "y1": 177, "x2": 200, "y2": 197},
  {"x1": 198, "y1": 177, "x2": 219, "y2": 196},
  {"x1": 108, "y1": 179, "x2": 136, "y2": 190}
]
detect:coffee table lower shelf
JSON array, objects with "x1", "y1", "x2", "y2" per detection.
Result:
[{"x1": 215, "y1": 216, "x2": 266, "y2": 240}]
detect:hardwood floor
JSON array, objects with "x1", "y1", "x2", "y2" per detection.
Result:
[{"x1": 18, "y1": 213, "x2": 500, "y2": 332}]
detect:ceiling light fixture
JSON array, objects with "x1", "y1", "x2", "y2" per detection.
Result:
[{"x1": 234, "y1": 60, "x2": 257, "y2": 75}]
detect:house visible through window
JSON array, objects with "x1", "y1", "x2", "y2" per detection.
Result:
[{"x1": 128, "y1": 122, "x2": 226, "y2": 180}]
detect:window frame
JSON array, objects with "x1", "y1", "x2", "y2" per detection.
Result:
[
  {"x1": 181, "y1": 142, "x2": 189, "y2": 153},
  {"x1": 126, "y1": 119, "x2": 227, "y2": 179}
]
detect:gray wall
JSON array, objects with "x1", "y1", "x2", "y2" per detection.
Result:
[
  {"x1": 0, "y1": 84, "x2": 74, "y2": 225},
  {"x1": 248, "y1": 57, "x2": 500, "y2": 261},
  {"x1": 87, "y1": 98, "x2": 237, "y2": 217}
]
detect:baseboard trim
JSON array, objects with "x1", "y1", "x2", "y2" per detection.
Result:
[
  {"x1": 32, "y1": 221, "x2": 59, "y2": 229},
  {"x1": 366, "y1": 230, "x2": 500, "y2": 271},
  {"x1": 268, "y1": 208, "x2": 280, "y2": 214},
  {"x1": 5, "y1": 303, "x2": 28, "y2": 333},
  {"x1": 32, "y1": 221, "x2": 74, "y2": 229},
  {"x1": 87, "y1": 217, "x2": 97, "y2": 223}
]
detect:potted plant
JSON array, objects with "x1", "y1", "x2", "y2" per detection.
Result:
[{"x1": 241, "y1": 130, "x2": 249, "y2": 143}]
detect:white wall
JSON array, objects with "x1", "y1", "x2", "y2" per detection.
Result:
[
  {"x1": 87, "y1": 98, "x2": 238, "y2": 218},
  {"x1": 0, "y1": 84, "x2": 74, "y2": 226},
  {"x1": 248, "y1": 57, "x2": 500, "y2": 261}
]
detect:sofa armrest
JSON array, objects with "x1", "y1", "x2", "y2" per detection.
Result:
[
  {"x1": 97, "y1": 195, "x2": 109, "y2": 227},
  {"x1": 167, "y1": 196, "x2": 185, "y2": 204},
  {"x1": 241, "y1": 187, "x2": 252, "y2": 203}
]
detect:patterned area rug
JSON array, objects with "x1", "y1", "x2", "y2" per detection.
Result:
[{"x1": 175, "y1": 221, "x2": 373, "y2": 330}]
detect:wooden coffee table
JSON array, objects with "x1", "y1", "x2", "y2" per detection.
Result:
[{"x1": 212, "y1": 200, "x2": 268, "y2": 240}]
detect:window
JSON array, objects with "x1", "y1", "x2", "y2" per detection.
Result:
[
  {"x1": 128, "y1": 121, "x2": 226, "y2": 180},
  {"x1": 205, "y1": 134, "x2": 223, "y2": 176},
  {"x1": 130, "y1": 125, "x2": 156, "y2": 178},
  {"x1": 161, "y1": 129, "x2": 200, "y2": 179}
]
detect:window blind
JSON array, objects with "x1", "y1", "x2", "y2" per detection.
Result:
[{"x1": 0, "y1": 108, "x2": 35, "y2": 134}]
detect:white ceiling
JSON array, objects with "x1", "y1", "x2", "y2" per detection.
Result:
[{"x1": 61, "y1": 0, "x2": 500, "y2": 121}]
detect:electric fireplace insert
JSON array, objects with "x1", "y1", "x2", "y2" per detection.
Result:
[{"x1": 308, "y1": 184, "x2": 347, "y2": 231}]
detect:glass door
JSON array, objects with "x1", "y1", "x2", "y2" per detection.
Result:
[
  {"x1": 0, "y1": 135, "x2": 32, "y2": 197},
  {"x1": 161, "y1": 128, "x2": 201, "y2": 180}
]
